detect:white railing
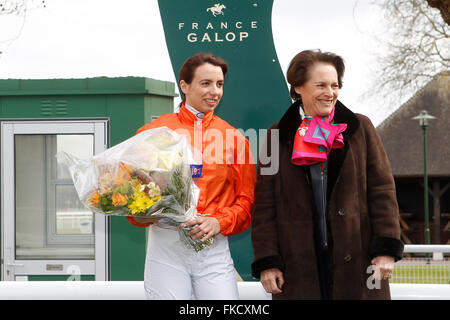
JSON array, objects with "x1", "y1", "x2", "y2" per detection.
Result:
[
  {"x1": 0, "y1": 281, "x2": 449, "y2": 300},
  {"x1": 403, "y1": 245, "x2": 450, "y2": 253},
  {"x1": 390, "y1": 283, "x2": 450, "y2": 300},
  {"x1": 0, "y1": 245, "x2": 448, "y2": 300},
  {"x1": 0, "y1": 281, "x2": 269, "y2": 300}
]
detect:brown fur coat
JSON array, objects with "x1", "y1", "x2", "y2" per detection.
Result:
[{"x1": 251, "y1": 100, "x2": 404, "y2": 299}]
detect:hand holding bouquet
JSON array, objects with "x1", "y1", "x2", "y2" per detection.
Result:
[{"x1": 57, "y1": 127, "x2": 213, "y2": 252}]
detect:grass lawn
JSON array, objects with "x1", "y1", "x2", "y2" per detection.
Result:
[{"x1": 390, "y1": 264, "x2": 450, "y2": 284}]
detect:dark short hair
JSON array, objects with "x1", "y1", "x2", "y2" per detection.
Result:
[
  {"x1": 286, "y1": 49, "x2": 345, "y2": 101},
  {"x1": 179, "y1": 53, "x2": 228, "y2": 84}
]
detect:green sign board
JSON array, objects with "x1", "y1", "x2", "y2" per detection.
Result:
[{"x1": 158, "y1": 0, "x2": 291, "y2": 280}]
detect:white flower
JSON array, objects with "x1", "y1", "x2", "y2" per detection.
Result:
[
  {"x1": 147, "y1": 182, "x2": 161, "y2": 198},
  {"x1": 157, "y1": 152, "x2": 182, "y2": 170}
]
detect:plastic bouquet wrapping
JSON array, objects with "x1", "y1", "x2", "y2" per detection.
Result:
[{"x1": 57, "y1": 127, "x2": 213, "y2": 252}]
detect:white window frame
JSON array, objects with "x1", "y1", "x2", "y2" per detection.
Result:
[
  {"x1": 1, "y1": 119, "x2": 110, "y2": 281},
  {"x1": 45, "y1": 134, "x2": 95, "y2": 246}
]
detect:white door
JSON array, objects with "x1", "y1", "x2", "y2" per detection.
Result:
[{"x1": 1, "y1": 119, "x2": 109, "y2": 281}]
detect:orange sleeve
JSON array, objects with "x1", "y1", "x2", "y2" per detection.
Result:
[
  {"x1": 136, "y1": 123, "x2": 156, "y2": 135},
  {"x1": 126, "y1": 216, "x2": 153, "y2": 228},
  {"x1": 212, "y1": 140, "x2": 256, "y2": 236}
]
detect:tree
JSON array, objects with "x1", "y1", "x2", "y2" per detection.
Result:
[
  {"x1": 369, "y1": 0, "x2": 449, "y2": 111},
  {"x1": 0, "y1": 0, "x2": 46, "y2": 56},
  {"x1": 426, "y1": 0, "x2": 450, "y2": 25},
  {"x1": 0, "y1": 0, "x2": 45, "y2": 15}
]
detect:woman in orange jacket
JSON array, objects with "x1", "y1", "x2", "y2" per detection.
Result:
[{"x1": 127, "y1": 53, "x2": 256, "y2": 299}]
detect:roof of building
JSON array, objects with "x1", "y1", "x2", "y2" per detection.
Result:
[
  {"x1": 377, "y1": 73, "x2": 450, "y2": 177},
  {"x1": 0, "y1": 77, "x2": 177, "y2": 97}
]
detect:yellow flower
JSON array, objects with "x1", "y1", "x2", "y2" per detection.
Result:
[{"x1": 127, "y1": 182, "x2": 163, "y2": 215}]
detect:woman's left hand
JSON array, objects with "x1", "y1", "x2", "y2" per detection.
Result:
[
  {"x1": 178, "y1": 216, "x2": 221, "y2": 242},
  {"x1": 371, "y1": 255, "x2": 395, "y2": 280}
]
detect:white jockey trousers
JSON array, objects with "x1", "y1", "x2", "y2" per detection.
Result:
[{"x1": 144, "y1": 225, "x2": 239, "y2": 300}]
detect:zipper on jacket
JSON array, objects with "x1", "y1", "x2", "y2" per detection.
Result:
[
  {"x1": 320, "y1": 162, "x2": 328, "y2": 250},
  {"x1": 193, "y1": 117, "x2": 203, "y2": 155}
]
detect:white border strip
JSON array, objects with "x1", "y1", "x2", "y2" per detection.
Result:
[
  {"x1": 0, "y1": 281, "x2": 448, "y2": 300},
  {"x1": 403, "y1": 245, "x2": 450, "y2": 253}
]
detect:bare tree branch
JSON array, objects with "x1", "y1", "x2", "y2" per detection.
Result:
[
  {"x1": 426, "y1": 0, "x2": 450, "y2": 25},
  {"x1": 0, "y1": 0, "x2": 45, "y2": 16},
  {"x1": 367, "y1": 0, "x2": 449, "y2": 113},
  {"x1": 0, "y1": 0, "x2": 46, "y2": 56}
]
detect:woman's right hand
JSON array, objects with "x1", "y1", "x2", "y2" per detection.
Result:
[
  {"x1": 132, "y1": 216, "x2": 161, "y2": 224},
  {"x1": 260, "y1": 268, "x2": 284, "y2": 294}
]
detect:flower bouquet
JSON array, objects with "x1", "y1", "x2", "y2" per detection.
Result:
[{"x1": 57, "y1": 127, "x2": 213, "y2": 252}]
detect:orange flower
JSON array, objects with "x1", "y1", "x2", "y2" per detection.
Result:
[
  {"x1": 91, "y1": 190, "x2": 100, "y2": 207},
  {"x1": 115, "y1": 162, "x2": 132, "y2": 186},
  {"x1": 112, "y1": 193, "x2": 128, "y2": 206}
]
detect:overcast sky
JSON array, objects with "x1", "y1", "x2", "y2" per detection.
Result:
[{"x1": 0, "y1": 0, "x2": 392, "y2": 125}]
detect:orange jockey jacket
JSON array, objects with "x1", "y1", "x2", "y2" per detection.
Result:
[{"x1": 126, "y1": 104, "x2": 256, "y2": 236}]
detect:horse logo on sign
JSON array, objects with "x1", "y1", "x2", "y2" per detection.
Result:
[{"x1": 207, "y1": 3, "x2": 226, "y2": 17}]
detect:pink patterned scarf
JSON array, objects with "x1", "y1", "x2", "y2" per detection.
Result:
[{"x1": 291, "y1": 106, "x2": 347, "y2": 166}]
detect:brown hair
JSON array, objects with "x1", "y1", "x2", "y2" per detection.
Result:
[
  {"x1": 286, "y1": 49, "x2": 345, "y2": 101},
  {"x1": 179, "y1": 53, "x2": 228, "y2": 84}
]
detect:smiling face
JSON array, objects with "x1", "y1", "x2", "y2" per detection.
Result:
[
  {"x1": 180, "y1": 63, "x2": 224, "y2": 113},
  {"x1": 294, "y1": 62, "x2": 339, "y2": 117}
]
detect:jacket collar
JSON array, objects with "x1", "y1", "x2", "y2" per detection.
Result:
[
  {"x1": 177, "y1": 101, "x2": 215, "y2": 127},
  {"x1": 278, "y1": 99, "x2": 360, "y2": 146},
  {"x1": 277, "y1": 100, "x2": 360, "y2": 200}
]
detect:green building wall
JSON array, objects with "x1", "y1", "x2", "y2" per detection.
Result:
[{"x1": 0, "y1": 77, "x2": 177, "y2": 280}]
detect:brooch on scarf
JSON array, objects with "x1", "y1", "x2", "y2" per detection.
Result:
[{"x1": 298, "y1": 127, "x2": 308, "y2": 136}]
